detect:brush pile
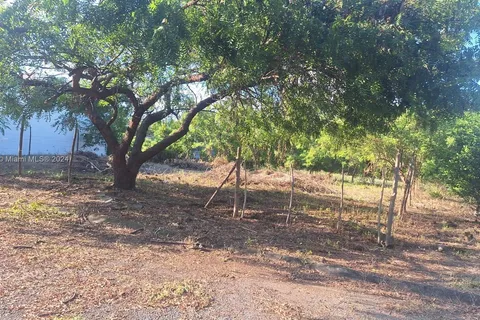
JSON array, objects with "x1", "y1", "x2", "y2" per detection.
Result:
[
  {"x1": 71, "y1": 152, "x2": 110, "y2": 173},
  {"x1": 205, "y1": 163, "x2": 337, "y2": 195}
]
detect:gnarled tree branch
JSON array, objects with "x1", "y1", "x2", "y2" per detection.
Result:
[
  {"x1": 84, "y1": 98, "x2": 119, "y2": 152},
  {"x1": 130, "y1": 109, "x2": 172, "y2": 157},
  {"x1": 133, "y1": 93, "x2": 223, "y2": 165},
  {"x1": 140, "y1": 73, "x2": 209, "y2": 110},
  {"x1": 106, "y1": 100, "x2": 118, "y2": 127}
]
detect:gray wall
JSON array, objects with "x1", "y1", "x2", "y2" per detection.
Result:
[{"x1": 0, "y1": 115, "x2": 106, "y2": 156}]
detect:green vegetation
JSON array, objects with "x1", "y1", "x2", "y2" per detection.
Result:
[
  {"x1": 0, "y1": 199, "x2": 70, "y2": 220},
  {"x1": 1, "y1": 0, "x2": 478, "y2": 190},
  {"x1": 155, "y1": 107, "x2": 480, "y2": 212},
  {"x1": 0, "y1": 0, "x2": 479, "y2": 251},
  {"x1": 423, "y1": 113, "x2": 480, "y2": 212},
  {"x1": 454, "y1": 277, "x2": 480, "y2": 290}
]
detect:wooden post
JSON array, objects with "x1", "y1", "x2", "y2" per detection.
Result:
[
  {"x1": 400, "y1": 154, "x2": 415, "y2": 218},
  {"x1": 68, "y1": 122, "x2": 78, "y2": 184},
  {"x1": 76, "y1": 126, "x2": 80, "y2": 152},
  {"x1": 204, "y1": 163, "x2": 237, "y2": 208},
  {"x1": 409, "y1": 163, "x2": 415, "y2": 207},
  {"x1": 241, "y1": 162, "x2": 247, "y2": 219},
  {"x1": 400, "y1": 164, "x2": 411, "y2": 217},
  {"x1": 233, "y1": 147, "x2": 242, "y2": 218},
  {"x1": 18, "y1": 115, "x2": 25, "y2": 176},
  {"x1": 386, "y1": 150, "x2": 401, "y2": 248},
  {"x1": 286, "y1": 163, "x2": 294, "y2": 225},
  {"x1": 28, "y1": 126, "x2": 32, "y2": 156},
  {"x1": 336, "y1": 164, "x2": 345, "y2": 231},
  {"x1": 377, "y1": 168, "x2": 386, "y2": 245},
  {"x1": 371, "y1": 164, "x2": 375, "y2": 185}
]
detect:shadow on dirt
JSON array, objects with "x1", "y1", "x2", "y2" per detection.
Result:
[{"x1": 2, "y1": 173, "x2": 480, "y2": 308}]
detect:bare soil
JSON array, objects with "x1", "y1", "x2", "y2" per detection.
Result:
[{"x1": 0, "y1": 164, "x2": 479, "y2": 320}]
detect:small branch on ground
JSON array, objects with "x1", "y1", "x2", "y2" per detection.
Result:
[
  {"x1": 151, "y1": 240, "x2": 191, "y2": 245},
  {"x1": 239, "y1": 225, "x2": 257, "y2": 233},
  {"x1": 130, "y1": 228, "x2": 144, "y2": 234}
]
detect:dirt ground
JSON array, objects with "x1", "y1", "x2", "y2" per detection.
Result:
[{"x1": 0, "y1": 164, "x2": 479, "y2": 320}]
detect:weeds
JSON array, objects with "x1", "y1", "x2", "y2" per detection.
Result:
[
  {"x1": 149, "y1": 280, "x2": 212, "y2": 310},
  {"x1": 429, "y1": 190, "x2": 444, "y2": 199},
  {"x1": 0, "y1": 199, "x2": 70, "y2": 220},
  {"x1": 440, "y1": 220, "x2": 458, "y2": 231},
  {"x1": 325, "y1": 238, "x2": 341, "y2": 250},
  {"x1": 452, "y1": 277, "x2": 480, "y2": 290},
  {"x1": 452, "y1": 248, "x2": 473, "y2": 258},
  {"x1": 245, "y1": 237, "x2": 258, "y2": 247},
  {"x1": 424, "y1": 183, "x2": 449, "y2": 200}
]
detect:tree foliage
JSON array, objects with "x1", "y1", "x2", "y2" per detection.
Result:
[
  {"x1": 145, "y1": 97, "x2": 297, "y2": 167},
  {"x1": 423, "y1": 112, "x2": 480, "y2": 207},
  {"x1": 0, "y1": 0, "x2": 479, "y2": 188}
]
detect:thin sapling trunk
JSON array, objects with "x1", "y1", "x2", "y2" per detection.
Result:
[
  {"x1": 241, "y1": 162, "x2": 247, "y2": 219},
  {"x1": 18, "y1": 115, "x2": 25, "y2": 176},
  {"x1": 68, "y1": 122, "x2": 78, "y2": 184},
  {"x1": 386, "y1": 150, "x2": 401, "y2": 247},
  {"x1": 233, "y1": 147, "x2": 242, "y2": 218},
  {"x1": 286, "y1": 163, "x2": 294, "y2": 225},
  {"x1": 337, "y1": 164, "x2": 345, "y2": 231},
  {"x1": 377, "y1": 168, "x2": 386, "y2": 245}
]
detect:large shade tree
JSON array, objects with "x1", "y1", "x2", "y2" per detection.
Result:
[{"x1": 0, "y1": 0, "x2": 478, "y2": 189}]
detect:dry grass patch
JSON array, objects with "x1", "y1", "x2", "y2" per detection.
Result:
[
  {"x1": 1, "y1": 170, "x2": 479, "y2": 319},
  {"x1": 148, "y1": 280, "x2": 212, "y2": 310},
  {"x1": 453, "y1": 276, "x2": 480, "y2": 290},
  {"x1": 0, "y1": 198, "x2": 71, "y2": 220}
]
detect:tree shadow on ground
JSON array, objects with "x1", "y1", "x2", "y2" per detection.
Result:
[{"x1": 2, "y1": 173, "x2": 480, "y2": 308}]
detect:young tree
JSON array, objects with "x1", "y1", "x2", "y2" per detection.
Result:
[
  {"x1": 1, "y1": 0, "x2": 478, "y2": 189},
  {"x1": 386, "y1": 149, "x2": 401, "y2": 247}
]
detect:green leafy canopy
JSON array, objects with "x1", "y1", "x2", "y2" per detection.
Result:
[{"x1": 0, "y1": 0, "x2": 479, "y2": 189}]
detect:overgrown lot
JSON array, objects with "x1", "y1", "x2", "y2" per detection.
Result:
[{"x1": 0, "y1": 166, "x2": 479, "y2": 319}]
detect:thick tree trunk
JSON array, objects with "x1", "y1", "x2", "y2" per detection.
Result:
[
  {"x1": 112, "y1": 154, "x2": 139, "y2": 190},
  {"x1": 98, "y1": 94, "x2": 221, "y2": 190},
  {"x1": 113, "y1": 166, "x2": 139, "y2": 190}
]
